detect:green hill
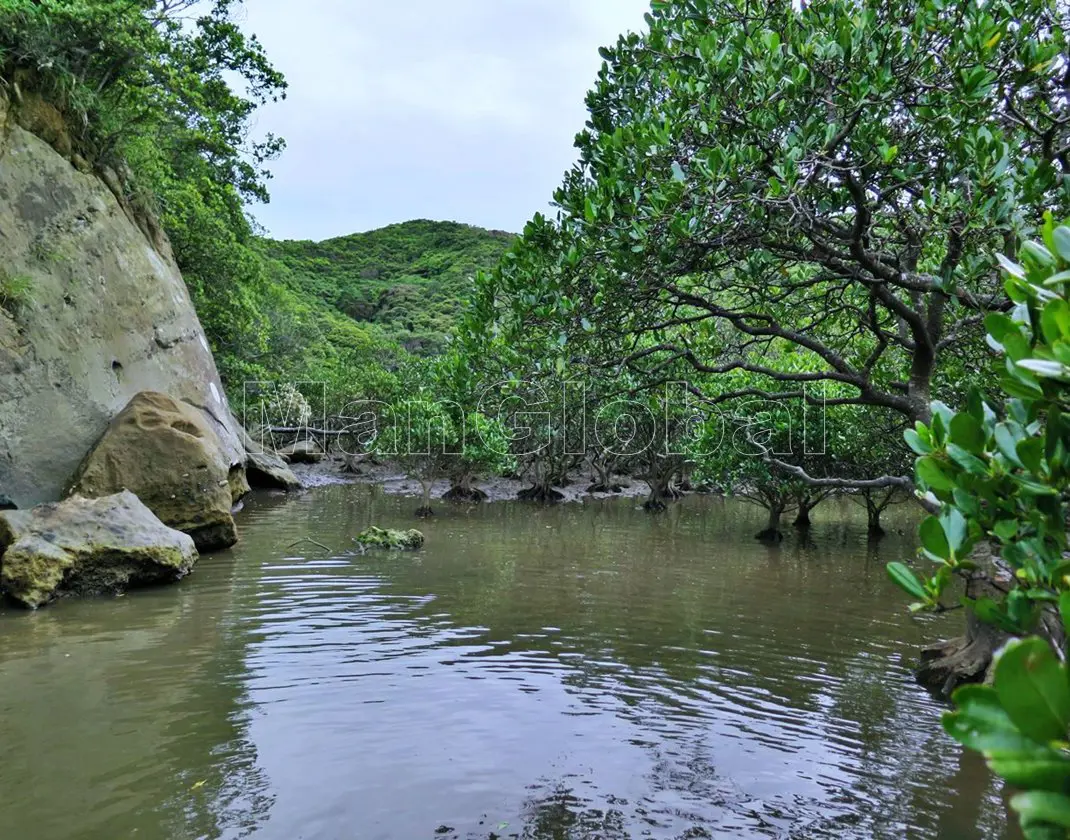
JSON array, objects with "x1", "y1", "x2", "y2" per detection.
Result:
[{"x1": 264, "y1": 220, "x2": 514, "y2": 354}]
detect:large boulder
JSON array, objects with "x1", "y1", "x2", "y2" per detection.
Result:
[
  {"x1": 0, "y1": 91, "x2": 244, "y2": 509},
  {"x1": 282, "y1": 439, "x2": 325, "y2": 465},
  {"x1": 68, "y1": 392, "x2": 240, "y2": 551},
  {"x1": 247, "y1": 450, "x2": 302, "y2": 491},
  {"x1": 238, "y1": 425, "x2": 302, "y2": 490},
  {"x1": 0, "y1": 491, "x2": 197, "y2": 609}
]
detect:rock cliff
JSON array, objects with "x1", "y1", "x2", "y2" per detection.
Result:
[{"x1": 0, "y1": 93, "x2": 244, "y2": 507}]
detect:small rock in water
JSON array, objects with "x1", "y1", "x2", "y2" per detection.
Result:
[{"x1": 354, "y1": 526, "x2": 424, "y2": 550}]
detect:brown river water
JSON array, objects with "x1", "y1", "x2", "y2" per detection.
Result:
[{"x1": 0, "y1": 486, "x2": 1015, "y2": 839}]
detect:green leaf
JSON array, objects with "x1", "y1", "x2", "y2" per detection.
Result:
[
  {"x1": 1024, "y1": 240, "x2": 1057, "y2": 268},
  {"x1": 1052, "y1": 227, "x2": 1070, "y2": 262},
  {"x1": 953, "y1": 487, "x2": 982, "y2": 517},
  {"x1": 990, "y1": 754, "x2": 1070, "y2": 793},
  {"x1": 919, "y1": 516, "x2": 951, "y2": 561},
  {"x1": 1013, "y1": 792, "x2": 1070, "y2": 836},
  {"x1": 945, "y1": 689, "x2": 1070, "y2": 791},
  {"x1": 916, "y1": 456, "x2": 955, "y2": 492},
  {"x1": 994, "y1": 520, "x2": 1019, "y2": 541},
  {"x1": 671, "y1": 161, "x2": 686, "y2": 182},
  {"x1": 1019, "y1": 359, "x2": 1070, "y2": 379},
  {"x1": 1041, "y1": 300, "x2": 1070, "y2": 344},
  {"x1": 996, "y1": 424, "x2": 1026, "y2": 466},
  {"x1": 994, "y1": 638, "x2": 1070, "y2": 744},
  {"x1": 941, "y1": 508, "x2": 968, "y2": 553},
  {"x1": 887, "y1": 562, "x2": 928, "y2": 601},
  {"x1": 1018, "y1": 437, "x2": 1046, "y2": 475},
  {"x1": 987, "y1": 312, "x2": 1022, "y2": 341},
  {"x1": 931, "y1": 401, "x2": 956, "y2": 430},
  {"x1": 997, "y1": 253, "x2": 1027, "y2": 280},
  {"x1": 1007, "y1": 590, "x2": 1041, "y2": 634},
  {"x1": 947, "y1": 443, "x2": 989, "y2": 475},
  {"x1": 1041, "y1": 269, "x2": 1070, "y2": 287},
  {"x1": 1012, "y1": 474, "x2": 1060, "y2": 496},
  {"x1": 972, "y1": 597, "x2": 1021, "y2": 634},
  {"x1": 904, "y1": 428, "x2": 932, "y2": 455},
  {"x1": 944, "y1": 684, "x2": 1032, "y2": 752},
  {"x1": 950, "y1": 412, "x2": 986, "y2": 453}
]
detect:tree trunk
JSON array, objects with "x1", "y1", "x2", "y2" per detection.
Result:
[
  {"x1": 915, "y1": 575, "x2": 1009, "y2": 698},
  {"x1": 756, "y1": 504, "x2": 784, "y2": 542},
  {"x1": 907, "y1": 344, "x2": 935, "y2": 424},
  {"x1": 587, "y1": 456, "x2": 621, "y2": 493},
  {"x1": 866, "y1": 499, "x2": 885, "y2": 538},
  {"x1": 643, "y1": 461, "x2": 682, "y2": 511},
  {"x1": 517, "y1": 462, "x2": 563, "y2": 503},
  {"x1": 793, "y1": 495, "x2": 819, "y2": 530},
  {"x1": 643, "y1": 483, "x2": 667, "y2": 512},
  {"x1": 443, "y1": 473, "x2": 487, "y2": 503},
  {"x1": 415, "y1": 480, "x2": 434, "y2": 518}
]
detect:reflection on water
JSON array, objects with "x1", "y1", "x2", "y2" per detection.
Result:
[{"x1": 0, "y1": 487, "x2": 1014, "y2": 839}]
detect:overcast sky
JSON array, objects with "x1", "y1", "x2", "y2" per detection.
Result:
[{"x1": 238, "y1": 1, "x2": 652, "y2": 242}]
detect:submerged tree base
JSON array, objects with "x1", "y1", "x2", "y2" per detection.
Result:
[
  {"x1": 587, "y1": 482, "x2": 625, "y2": 494},
  {"x1": 755, "y1": 528, "x2": 784, "y2": 543},
  {"x1": 916, "y1": 634, "x2": 1000, "y2": 699},
  {"x1": 916, "y1": 576, "x2": 1010, "y2": 698},
  {"x1": 414, "y1": 506, "x2": 435, "y2": 519},
  {"x1": 442, "y1": 486, "x2": 488, "y2": 503},
  {"x1": 517, "y1": 485, "x2": 565, "y2": 503}
]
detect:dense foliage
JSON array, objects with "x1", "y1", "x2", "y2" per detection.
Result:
[
  {"x1": 462, "y1": 0, "x2": 1068, "y2": 467},
  {"x1": 265, "y1": 220, "x2": 513, "y2": 355},
  {"x1": 886, "y1": 222, "x2": 1070, "y2": 839}
]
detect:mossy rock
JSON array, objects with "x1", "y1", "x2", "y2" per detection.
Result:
[
  {"x1": 355, "y1": 526, "x2": 424, "y2": 551},
  {"x1": 0, "y1": 491, "x2": 197, "y2": 609}
]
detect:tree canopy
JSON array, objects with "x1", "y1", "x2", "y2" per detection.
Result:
[{"x1": 464, "y1": 0, "x2": 1070, "y2": 473}]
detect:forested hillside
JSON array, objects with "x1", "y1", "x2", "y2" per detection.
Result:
[
  {"x1": 5, "y1": 1, "x2": 1070, "y2": 834},
  {"x1": 264, "y1": 221, "x2": 513, "y2": 354}
]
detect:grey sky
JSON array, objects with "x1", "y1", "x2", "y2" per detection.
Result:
[{"x1": 240, "y1": 1, "x2": 652, "y2": 242}]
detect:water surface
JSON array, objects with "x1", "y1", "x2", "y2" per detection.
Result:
[{"x1": 0, "y1": 487, "x2": 1013, "y2": 839}]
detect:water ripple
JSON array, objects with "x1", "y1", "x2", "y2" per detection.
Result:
[{"x1": 0, "y1": 488, "x2": 1013, "y2": 840}]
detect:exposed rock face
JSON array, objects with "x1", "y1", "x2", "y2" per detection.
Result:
[
  {"x1": 0, "y1": 92, "x2": 243, "y2": 508},
  {"x1": 68, "y1": 392, "x2": 238, "y2": 551},
  {"x1": 0, "y1": 491, "x2": 197, "y2": 609}
]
